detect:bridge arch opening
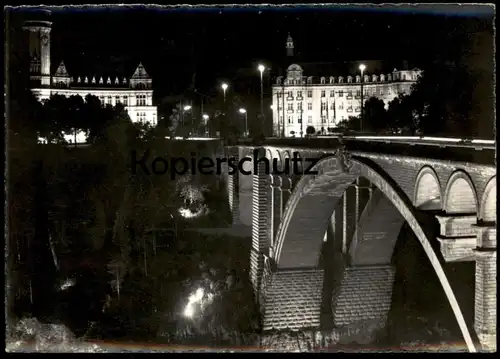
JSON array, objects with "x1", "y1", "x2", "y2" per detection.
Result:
[
  {"x1": 414, "y1": 166, "x2": 443, "y2": 211},
  {"x1": 269, "y1": 155, "x2": 477, "y2": 352},
  {"x1": 443, "y1": 171, "x2": 479, "y2": 214},
  {"x1": 479, "y1": 176, "x2": 496, "y2": 222}
]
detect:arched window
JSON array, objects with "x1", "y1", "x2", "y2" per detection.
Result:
[
  {"x1": 277, "y1": 78, "x2": 282, "y2": 85},
  {"x1": 355, "y1": 75, "x2": 361, "y2": 83},
  {"x1": 338, "y1": 76, "x2": 344, "y2": 83},
  {"x1": 329, "y1": 77, "x2": 334, "y2": 84},
  {"x1": 307, "y1": 77, "x2": 313, "y2": 84},
  {"x1": 320, "y1": 77, "x2": 325, "y2": 84},
  {"x1": 136, "y1": 82, "x2": 146, "y2": 89},
  {"x1": 347, "y1": 76, "x2": 352, "y2": 83}
]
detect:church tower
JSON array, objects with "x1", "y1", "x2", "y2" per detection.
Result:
[
  {"x1": 286, "y1": 33, "x2": 294, "y2": 57},
  {"x1": 22, "y1": 9, "x2": 52, "y2": 87}
]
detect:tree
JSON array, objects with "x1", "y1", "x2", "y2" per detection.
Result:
[
  {"x1": 398, "y1": 63, "x2": 483, "y2": 137},
  {"x1": 306, "y1": 126, "x2": 316, "y2": 136},
  {"x1": 361, "y1": 97, "x2": 388, "y2": 132},
  {"x1": 168, "y1": 102, "x2": 183, "y2": 138}
]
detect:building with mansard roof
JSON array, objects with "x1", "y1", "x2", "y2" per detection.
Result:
[
  {"x1": 22, "y1": 9, "x2": 157, "y2": 143},
  {"x1": 271, "y1": 33, "x2": 422, "y2": 137}
]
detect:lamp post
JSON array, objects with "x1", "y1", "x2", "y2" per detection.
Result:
[
  {"x1": 258, "y1": 64, "x2": 265, "y2": 128},
  {"x1": 239, "y1": 108, "x2": 248, "y2": 137},
  {"x1": 359, "y1": 64, "x2": 366, "y2": 132},
  {"x1": 202, "y1": 114, "x2": 209, "y2": 137},
  {"x1": 221, "y1": 83, "x2": 228, "y2": 104},
  {"x1": 183, "y1": 105, "x2": 192, "y2": 138}
]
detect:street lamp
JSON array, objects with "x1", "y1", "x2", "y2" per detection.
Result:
[
  {"x1": 221, "y1": 83, "x2": 228, "y2": 103},
  {"x1": 183, "y1": 105, "x2": 192, "y2": 137},
  {"x1": 202, "y1": 114, "x2": 209, "y2": 137},
  {"x1": 239, "y1": 108, "x2": 248, "y2": 137},
  {"x1": 258, "y1": 64, "x2": 265, "y2": 124},
  {"x1": 359, "y1": 64, "x2": 366, "y2": 132}
]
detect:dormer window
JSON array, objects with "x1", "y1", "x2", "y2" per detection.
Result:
[
  {"x1": 338, "y1": 76, "x2": 344, "y2": 83},
  {"x1": 123, "y1": 78, "x2": 127, "y2": 84},
  {"x1": 364, "y1": 75, "x2": 369, "y2": 83},
  {"x1": 115, "y1": 77, "x2": 119, "y2": 85},
  {"x1": 91, "y1": 76, "x2": 96, "y2": 84},
  {"x1": 355, "y1": 75, "x2": 361, "y2": 83},
  {"x1": 77, "y1": 77, "x2": 81, "y2": 83},
  {"x1": 106, "y1": 77, "x2": 111, "y2": 84},
  {"x1": 84, "y1": 77, "x2": 88, "y2": 84},
  {"x1": 380, "y1": 74, "x2": 385, "y2": 82},
  {"x1": 329, "y1": 77, "x2": 335, "y2": 84},
  {"x1": 372, "y1": 75, "x2": 378, "y2": 82},
  {"x1": 388, "y1": 74, "x2": 392, "y2": 81},
  {"x1": 307, "y1": 77, "x2": 312, "y2": 84},
  {"x1": 277, "y1": 78, "x2": 282, "y2": 85},
  {"x1": 347, "y1": 76, "x2": 353, "y2": 83},
  {"x1": 320, "y1": 77, "x2": 325, "y2": 84}
]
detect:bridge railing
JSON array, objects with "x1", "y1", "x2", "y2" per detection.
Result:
[{"x1": 253, "y1": 135, "x2": 495, "y2": 151}]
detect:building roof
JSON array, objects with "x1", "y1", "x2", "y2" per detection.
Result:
[
  {"x1": 51, "y1": 58, "x2": 150, "y2": 84},
  {"x1": 51, "y1": 57, "x2": 151, "y2": 88}
]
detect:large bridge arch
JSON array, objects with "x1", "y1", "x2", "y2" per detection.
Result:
[{"x1": 270, "y1": 154, "x2": 477, "y2": 352}]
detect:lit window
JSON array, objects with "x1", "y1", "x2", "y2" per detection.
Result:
[
  {"x1": 123, "y1": 96, "x2": 128, "y2": 106},
  {"x1": 330, "y1": 90, "x2": 334, "y2": 97},
  {"x1": 321, "y1": 90, "x2": 325, "y2": 97},
  {"x1": 307, "y1": 90, "x2": 312, "y2": 98},
  {"x1": 307, "y1": 116, "x2": 312, "y2": 123},
  {"x1": 308, "y1": 103, "x2": 312, "y2": 110}
]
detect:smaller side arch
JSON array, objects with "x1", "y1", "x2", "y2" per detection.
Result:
[
  {"x1": 443, "y1": 170, "x2": 479, "y2": 214},
  {"x1": 479, "y1": 176, "x2": 496, "y2": 222},
  {"x1": 413, "y1": 166, "x2": 443, "y2": 210},
  {"x1": 265, "y1": 148, "x2": 273, "y2": 162}
]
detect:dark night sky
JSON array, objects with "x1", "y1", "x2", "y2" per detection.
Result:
[{"x1": 8, "y1": 4, "x2": 495, "y2": 97}]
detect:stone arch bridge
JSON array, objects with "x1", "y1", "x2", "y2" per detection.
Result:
[{"x1": 223, "y1": 137, "x2": 495, "y2": 352}]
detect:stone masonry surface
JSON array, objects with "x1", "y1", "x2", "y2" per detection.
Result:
[
  {"x1": 263, "y1": 269, "x2": 324, "y2": 331},
  {"x1": 332, "y1": 265, "x2": 396, "y2": 327}
]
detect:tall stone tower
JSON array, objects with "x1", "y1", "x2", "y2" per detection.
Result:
[
  {"x1": 286, "y1": 33, "x2": 294, "y2": 57},
  {"x1": 22, "y1": 9, "x2": 52, "y2": 87}
]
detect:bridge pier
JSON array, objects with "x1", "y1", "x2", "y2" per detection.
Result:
[
  {"x1": 226, "y1": 147, "x2": 240, "y2": 225},
  {"x1": 250, "y1": 148, "x2": 270, "y2": 298},
  {"x1": 473, "y1": 223, "x2": 496, "y2": 352}
]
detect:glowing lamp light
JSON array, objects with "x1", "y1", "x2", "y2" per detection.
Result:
[
  {"x1": 239, "y1": 108, "x2": 246, "y2": 114},
  {"x1": 202, "y1": 114, "x2": 209, "y2": 120},
  {"x1": 258, "y1": 64, "x2": 265, "y2": 73},
  {"x1": 359, "y1": 64, "x2": 366, "y2": 72},
  {"x1": 183, "y1": 105, "x2": 192, "y2": 111},
  {"x1": 221, "y1": 83, "x2": 228, "y2": 91}
]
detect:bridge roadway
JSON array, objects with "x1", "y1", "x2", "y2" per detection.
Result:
[{"x1": 225, "y1": 135, "x2": 496, "y2": 352}]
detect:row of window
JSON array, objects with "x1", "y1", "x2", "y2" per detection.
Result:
[
  {"x1": 278, "y1": 73, "x2": 417, "y2": 85},
  {"x1": 97, "y1": 94, "x2": 148, "y2": 106},
  {"x1": 137, "y1": 112, "x2": 147, "y2": 123},
  {"x1": 281, "y1": 101, "x2": 357, "y2": 111},
  {"x1": 277, "y1": 87, "x2": 391, "y2": 99},
  {"x1": 280, "y1": 112, "x2": 358, "y2": 125}
]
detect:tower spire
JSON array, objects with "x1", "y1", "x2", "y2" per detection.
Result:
[{"x1": 286, "y1": 33, "x2": 294, "y2": 57}]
